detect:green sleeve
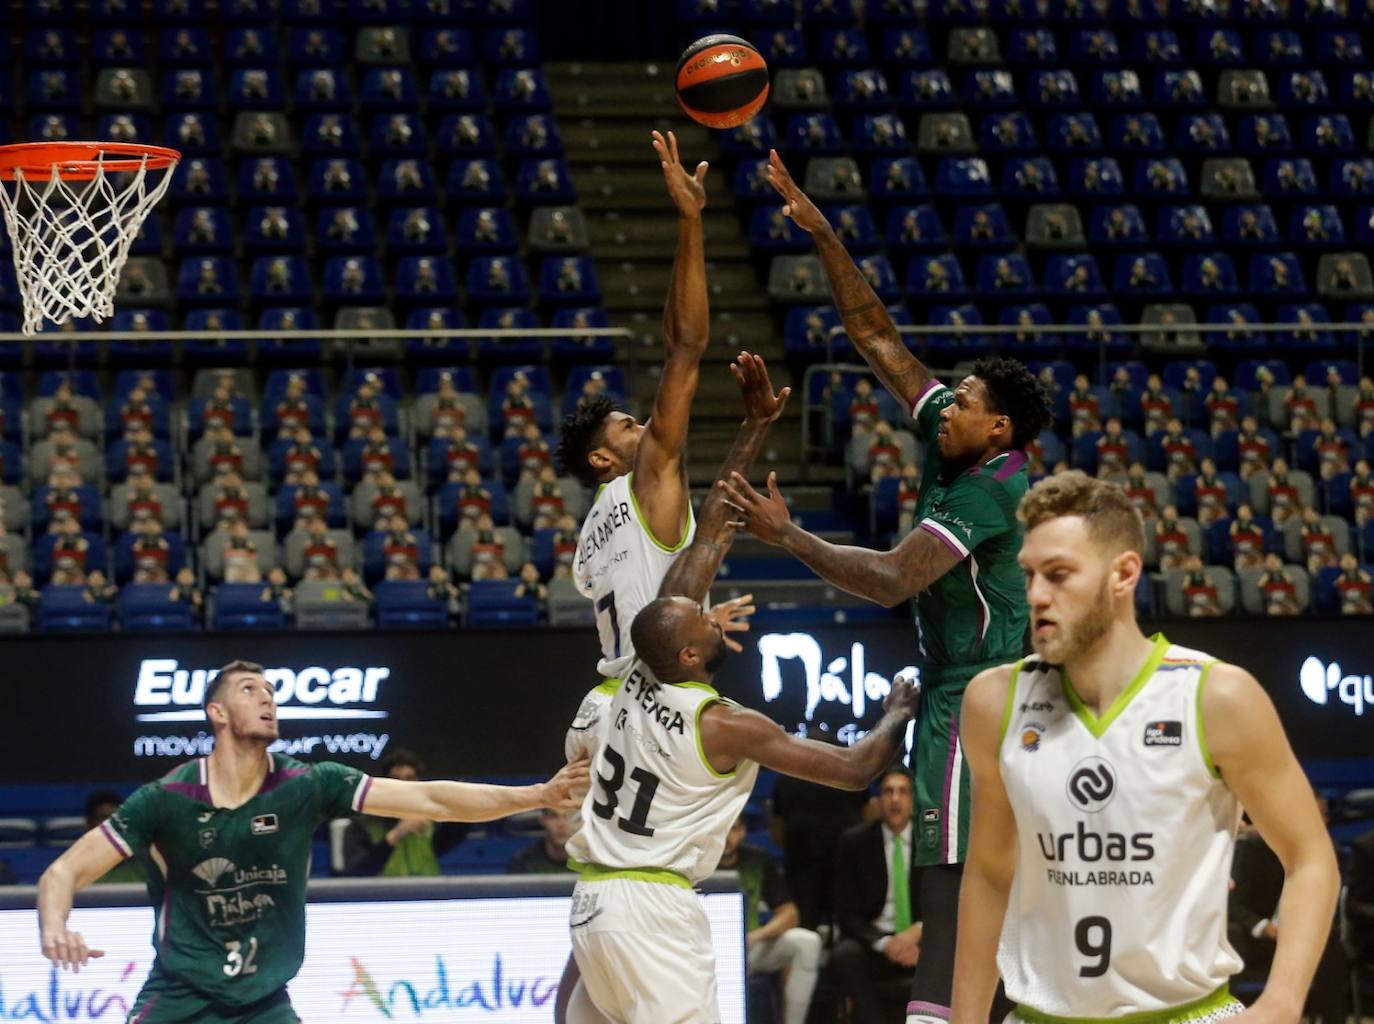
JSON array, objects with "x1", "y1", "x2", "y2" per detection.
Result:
[
  {"x1": 313, "y1": 761, "x2": 373, "y2": 820},
  {"x1": 101, "y1": 783, "x2": 162, "y2": 858},
  {"x1": 918, "y1": 476, "x2": 1013, "y2": 559},
  {"x1": 911, "y1": 381, "x2": 954, "y2": 445}
]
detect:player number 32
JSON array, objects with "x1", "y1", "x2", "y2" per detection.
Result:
[{"x1": 224, "y1": 937, "x2": 260, "y2": 978}]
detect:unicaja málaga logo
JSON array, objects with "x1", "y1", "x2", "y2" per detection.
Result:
[{"x1": 1300, "y1": 657, "x2": 1373, "y2": 717}]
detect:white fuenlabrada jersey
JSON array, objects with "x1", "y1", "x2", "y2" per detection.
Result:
[
  {"x1": 572, "y1": 472, "x2": 695, "y2": 681},
  {"x1": 998, "y1": 637, "x2": 1244, "y2": 1019},
  {"x1": 566, "y1": 661, "x2": 759, "y2": 884}
]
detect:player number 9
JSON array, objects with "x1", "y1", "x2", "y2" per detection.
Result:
[{"x1": 1074, "y1": 916, "x2": 1112, "y2": 978}]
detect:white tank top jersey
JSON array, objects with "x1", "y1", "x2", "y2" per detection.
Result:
[
  {"x1": 565, "y1": 661, "x2": 759, "y2": 884},
  {"x1": 572, "y1": 471, "x2": 696, "y2": 681},
  {"x1": 997, "y1": 636, "x2": 1244, "y2": 1019}
]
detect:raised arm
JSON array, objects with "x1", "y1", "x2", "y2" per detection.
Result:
[
  {"x1": 766, "y1": 149, "x2": 933, "y2": 409},
  {"x1": 634, "y1": 130, "x2": 710, "y2": 546},
  {"x1": 361, "y1": 759, "x2": 589, "y2": 823},
  {"x1": 949, "y1": 666, "x2": 1019, "y2": 1024},
  {"x1": 38, "y1": 827, "x2": 122, "y2": 970},
  {"x1": 659, "y1": 351, "x2": 791, "y2": 603},
  {"x1": 719, "y1": 471, "x2": 963, "y2": 607},
  {"x1": 698, "y1": 674, "x2": 920, "y2": 789},
  {"x1": 1204, "y1": 663, "x2": 1340, "y2": 1023}
]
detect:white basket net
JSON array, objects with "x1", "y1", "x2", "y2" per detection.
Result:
[{"x1": 0, "y1": 151, "x2": 178, "y2": 335}]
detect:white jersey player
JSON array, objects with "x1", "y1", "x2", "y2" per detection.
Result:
[{"x1": 949, "y1": 472, "x2": 1339, "y2": 1024}]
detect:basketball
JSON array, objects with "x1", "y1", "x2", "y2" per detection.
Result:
[{"x1": 675, "y1": 34, "x2": 770, "y2": 130}]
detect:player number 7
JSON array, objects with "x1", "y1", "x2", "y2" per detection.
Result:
[{"x1": 224, "y1": 937, "x2": 260, "y2": 978}]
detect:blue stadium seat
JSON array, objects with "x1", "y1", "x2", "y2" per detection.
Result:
[
  {"x1": 176, "y1": 257, "x2": 242, "y2": 308},
  {"x1": 159, "y1": 27, "x2": 212, "y2": 65},
  {"x1": 0, "y1": 441, "x2": 20, "y2": 485},
  {"x1": 436, "y1": 113, "x2": 498, "y2": 158},
  {"x1": 751, "y1": 207, "x2": 813, "y2": 253},
  {"x1": 376, "y1": 158, "x2": 439, "y2": 205},
  {"x1": 1275, "y1": 69, "x2": 1331, "y2": 109},
  {"x1": 387, "y1": 207, "x2": 450, "y2": 256},
  {"x1": 1046, "y1": 113, "x2": 1104, "y2": 152},
  {"x1": 120, "y1": 584, "x2": 196, "y2": 632},
  {"x1": 274, "y1": 482, "x2": 345, "y2": 531},
  {"x1": 906, "y1": 254, "x2": 969, "y2": 301},
  {"x1": 1007, "y1": 28, "x2": 1058, "y2": 65},
  {"x1": 1330, "y1": 158, "x2": 1374, "y2": 196},
  {"x1": 163, "y1": 113, "x2": 220, "y2": 157},
  {"x1": 514, "y1": 158, "x2": 574, "y2": 204},
  {"x1": 213, "y1": 583, "x2": 288, "y2": 630},
  {"x1": 1306, "y1": 358, "x2": 1359, "y2": 386},
  {"x1": 29, "y1": 114, "x2": 80, "y2": 145},
  {"x1": 224, "y1": 27, "x2": 279, "y2": 64},
  {"x1": 1132, "y1": 157, "x2": 1190, "y2": 198},
  {"x1": 257, "y1": 308, "x2": 324, "y2": 365},
  {"x1": 871, "y1": 158, "x2": 929, "y2": 201},
  {"x1": 26, "y1": 69, "x2": 81, "y2": 111},
  {"x1": 322, "y1": 256, "x2": 387, "y2": 306},
  {"x1": 32, "y1": 485, "x2": 104, "y2": 533},
  {"x1": 1091, "y1": 69, "x2": 1146, "y2": 108},
  {"x1": 1152, "y1": 69, "x2": 1207, "y2": 108},
  {"x1": 227, "y1": 68, "x2": 285, "y2": 110},
  {"x1": 1029, "y1": 70, "x2": 1082, "y2": 109},
  {"x1": 238, "y1": 157, "x2": 299, "y2": 204},
  {"x1": 1069, "y1": 28, "x2": 1121, "y2": 62},
  {"x1": 1000, "y1": 304, "x2": 1061, "y2": 354},
  {"x1": 172, "y1": 207, "x2": 234, "y2": 256},
  {"x1": 1129, "y1": 29, "x2": 1182, "y2": 64},
  {"x1": 1234, "y1": 359, "x2": 1292, "y2": 391},
  {"x1": 786, "y1": 114, "x2": 846, "y2": 155},
  {"x1": 976, "y1": 253, "x2": 1036, "y2": 296},
  {"x1": 93, "y1": 28, "x2": 148, "y2": 64},
  {"x1": 1175, "y1": 471, "x2": 1246, "y2": 519},
  {"x1": 360, "y1": 68, "x2": 419, "y2": 112},
  {"x1": 1161, "y1": 359, "x2": 1218, "y2": 392},
  {"x1": 1068, "y1": 157, "x2": 1124, "y2": 197},
  {"x1": 718, "y1": 117, "x2": 777, "y2": 160},
  {"x1": 114, "y1": 532, "x2": 186, "y2": 585},
  {"x1": 1236, "y1": 114, "x2": 1292, "y2": 154},
  {"x1": 1248, "y1": 251, "x2": 1307, "y2": 295},
  {"x1": 1303, "y1": 114, "x2": 1356, "y2": 154},
  {"x1": 1205, "y1": 304, "x2": 1265, "y2": 358},
  {"x1": 833, "y1": 69, "x2": 891, "y2": 110},
  {"x1": 1180, "y1": 253, "x2": 1240, "y2": 297},
  {"x1": 964, "y1": 70, "x2": 1019, "y2": 108},
  {"x1": 38, "y1": 586, "x2": 113, "y2": 633},
  {"x1": 285, "y1": 26, "x2": 343, "y2": 65},
  {"x1": 33, "y1": 533, "x2": 109, "y2": 586},
  {"x1": 1003, "y1": 157, "x2": 1062, "y2": 198},
  {"x1": 395, "y1": 256, "x2": 460, "y2": 308},
  {"x1": 428, "y1": 68, "x2": 487, "y2": 113},
  {"x1": 1265, "y1": 157, "x2": 1318, "y2": 197},
  {"x1": 823, "y1": 205, "x2": 880, "y2": 254},
  {"x1": 1255, "y1": 30, "x2": 1303, "y2": 66},
  {"x1": 492, "y1": 68, "x2": 550, "y2": 111},
  {"x1": 896, "y1": 69, "x2": 954, "y2": 109},
  {"x1": 1221, "y1": 204, "x2": 1280, "y2": 245},
  {"x1": 447, "y1": 158, "x2": 509, "y2": 205},
  {"x1": 467, "y1": 257, "x2": 532, "y2": 307},
  {"x1": 1043, "y1": 254, "x2": 1107, "y2": 298},
  {"x1": 505, "y1": 113, "x2": 562, "y2": 159},
  {"x1": 1288, "y1": 204, "x2": 1345, "y2": 246},
  {"x1": 342, "y1": 437, "x2": 411, "y2": 484},
  {"x1": 476, "y1": 308, "x2": 541, "y2": 365},
  {"x1": 108, "y1": 310, "x2": 175, "y2": 366},
  {"x1": 564, "y1": 366, "x2": 628, "y2": 415},
  {"x1": 550, "y1": 307, "x2": 615, "y2": 364},
  {"x1": 784, "y1": 305, "x2": 843, "y2": 361},
  {"x1": 153, "y1": 0, "x2": 206, "y2": 20},
  {"x1": 1176, "y1": 113, "x2": 1232, "y2": 154},
  {"x1": 817, "y1": 28, "x2": 872, "y2": 67},
  {"x1": 482, "y1": 26, "x2": 539, "y2": 66},
  {"x1": 538, "y1": 256, "x2": 601, "y2": 306},
  {"x1": 979, "y1": 112, "x2": 1038, "y2": 154},
  {"x1": 1315, "y1": 31, "x2": 1364, "y2": 64},
  {"x1": 754, "y1": 28, "x2": 811, "y2": 67},
  {"x1": 1195, "y1": 28, "x2": 1244, "y2": 66},
  {"x1": 249, "y1": 256, "x2": 314, "y2": 307},
  {"x1": 1337, "y1": 70, "x2": 1374, "y2": 109},
  {"x1": 26, "y1": 29, "x2": 78, "y2": 65},
  {"x1": 1157, "y1": 204, "x2": 1215, "y2": 246},
  {"x1": 374, "y1": 580, "x2": 449, "y2": 628},
  {"x1": 451, "y1": 202, "x2": 515, "y2": 253},
  {"x1": 1089, "y1": 203, "x2": 1149, "y2": 246},
  {"x1": 244, "y1": 206, "x2": 307, "y2": 255},
  {"x1": 293, "y1": 68, "x2": 351, "y2": 114},
  {"x1": 853, "y1": 114, "x2": 909, "y2": 154},
  {"x1": 926, "y1": 305, "x2": 991, "y2": 360},
  {"x1": 464, "y1": 579, "x2": 539, "y2": 627},
  {"x1": 1074, "y1": 429, "x2": 1147, "y2": 476},
  {"x1": 934, "y1": 158, "x2": 994, "y2": 197},
  {"x1": 301, "y1": 113, "x2": 361, "y2": 158},
  {"x1": 371, "y1": 113, "x2": 429, "y2": 157},
  {"x1": 342, "y1": 367, "x2": 403, "y2": 401}
]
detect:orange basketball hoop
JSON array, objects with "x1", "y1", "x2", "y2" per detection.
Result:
[{"x1": 0, "y1": 142, "x2": 181, "y2": 334}]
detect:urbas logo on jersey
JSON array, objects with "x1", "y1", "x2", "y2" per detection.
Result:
[{"x1": 1143, "y1": 720, "x2": 1183, "y2": 746}]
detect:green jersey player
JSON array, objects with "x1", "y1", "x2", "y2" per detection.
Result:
[
  {"x1": 37, "y1": 659, "x2": 588, "y2": 1024},
  {"x1": 720, "y1": 150, "x2": 1054, "y2": 1024}
]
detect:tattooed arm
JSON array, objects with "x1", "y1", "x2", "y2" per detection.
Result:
[
  {"x1": 659, "y1": 353, "x2": 791, "y2": 603},
  {"x1": 719, "y1": 471, "x2": 964, "y2": 607},
  {"x1": 766, "y1": 149, "x2": 933, "y2": 409}
]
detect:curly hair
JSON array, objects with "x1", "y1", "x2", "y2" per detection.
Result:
[
  {"x1": 555, "y1": 396, "x2": 617, "y2": 488},
  {"x1": 970, "y1": 356, "x2": 1055, "y2": 450},
  {"x1": 1018, "y1": 470, "x2": 1146, "y2": 555}
]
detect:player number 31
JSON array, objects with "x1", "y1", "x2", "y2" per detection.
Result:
[{"x1": 224, "y1": 937, "x2": 260, "y2": 977}]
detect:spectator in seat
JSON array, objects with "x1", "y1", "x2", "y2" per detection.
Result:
[
  {"x1": 430, "y1": 374, "x2": 469, "y2": 438},
  {"x1": 359, "y1": 426, "x2": 395, "y2": 481},
  {"x1": 1182, "y1": 555, "x2": 1222, "y2": 617},
  {"x1": 468, "y1": 513, "x2": 506, "y2": 581},
  {"x1": 340, "y1": 567, "x2": 372, "y2": 604},
  {"x1": 1192, "y1": 458, "x2": 1230, "y2": 526},
  {"x1": 456, "y1": 469, "x2": 493, "y2": 527},
  {"x1": 1229, "y1": 504, "x2": 1267, "y2": 572},
  {"x1": 206, "y1": 425, "x2": 245, "y2": 479},
  {"x1": 382, "y1": 514, "x2": 421, "y2": 580},
  {"x1": 1095, "y1": 418, "x2": 1131, "y2": 478},
  {"x1": 341, "y1": 749, "x2": 467, "y2": 876},
  {"x1": 83, "y1": 569, "x2": 117, "y2": 605},
  {"x1": 1140, "y1": 374, "x2": 1174, "y2": 436},
  {"x1": 830, "y1": 768, "x2": 921, "y2": 1024},
  {"x1": 1160, "y1": 418, "x2": 1198, "y2": 480},
  {"x1": 1155, "y1": 505, "x2": 1192, "y2": 571},
  {"x1": 517, "y1": 423, "x2": 553, "y2": 482},
  {"x1": 1025, "y1": 437, "x2": 1049, "y2": 484},
  {"x1": 202, "y1": 384, "x2": 238, "y2": 432},
  {"x1": 551, "y1": 514, "x2": 580, "y2": 578},
  {"x1": 262, "y1": 566, "x2": 293, "y2": 618},
  {"x1": 1035, "y1": 367, "x2": 1062, "y2": 404},
  {"x1": 85, "y1": 791, "x2": 145, "y2": 884},
  {"x1": 212, "y1": 472, "x2": 250, "y2": 532},
  {"x1": 301, "y1": 517, "x2": 341, "y2": 580},
  {"x1": 370, "y1": 471, "x2": 408, "y2": 530},
  {"x1": 1312, "y1": 418, "x2": 1350, "y2": 481},
  {"x1": 45, "y1": 468, "x2": 86, "y2": 534},
  {"x1": 51, "y1": 518, "x2": 90, "y2": 585},
  {"x1": 508, "y1": 808, "x2": 575, "y2": 874},
  {"x1": 1350, "y1": 459, "x2": 1374, "y2": 527},
  {"x1": 290, "y1": 471, "x2": 330, "y2": 533},
  {"x1": 514, "y1": 561, "x2": 547, "y2": 610},
  {"x1": 1123, "y1": 462, "x2": 1158, "y2": 521},
  {"x1": 131, "y1": 522, "x2": 172, "y2": 583},
  {"x1": 1335, "y1": 553, "x2": 1373, "y2": 615},
  {"x1": 1265, "y1": 459, "x2": 1301, "y2": 526},
  {"x1": 10, "y1": 569, "x2": 40, "y2": 612},
  {"x1": 1258, "y1": 553, "x2": 1301, "y2": 616},
  {"x1": 282, "y1": 428, "x2": 322, "y2": 485},
  {"x1": 222, "y1": 520, "x2": 261, "y2": 583},
  {"x1": 501, "y1": 375, "x2": 537, "y2": 438},
  {"x1": 119, "y1": 386, "x2": 156, "y2": 435},
  {"x1": 127, "y1": 468, "x2": 164, "y2": 528},
  {"x1": 867, "y1": 421, "x2": 904, "y2": 483},
  {"x1": 443, "y1": 427, "x2": 482, "y2": 484},
  {"x1": 847, "y1": 377, "x2": 881, "y2": 436},
  {"x1": 1204, "y1": 377, "x2": 1240, "y2": 438},
  {"x1": 124, "y1": 422, "x2": 166, "y2": 479},
  {"x1": 1068, "y1": 374, "x2": 1102, "y2": 438},
  {"x1": 1353, "y1": 376, "x2": 1374, "y2": 438},
  {"x1": 1234, "y1": 416, "x2": 1272, "y2": 482},
  {"x1": 46, "y1": 380, "x2": 82, "y2": 434},
  {"x1": 530, "y1": 466, "x2": 567, "y2": 529},
  {"x1": 895, "y1": 463, "x2": 921, "y2": 534},
  {"x1": 170, "y1": 567, "x2": 203, "y2": 618},
  {"x1": 347, "y1": 378, "x2": 386, "y2": 439},
  {"x1": 273, "y1": 376, "x2": 313, "y2": 436},
  {"x1": 427, "y1": 565, "x2": 460, "y2": 619},
  {"x1": 1284, "y1": 375, "x2": 1320, "y2": 436},
  {"x1": 716, "y1": 815, "x2": 822, "y2": 1024},
  {"x1": 1299, "y1": 507, "x2": 1339, "y2": 575}
]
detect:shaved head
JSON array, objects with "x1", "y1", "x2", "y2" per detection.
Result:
[{"x1": 630, "y1": 596, "x2": 730, "y2": 683}]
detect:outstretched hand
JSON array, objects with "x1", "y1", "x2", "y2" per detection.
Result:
[
  {"x1": 719, "y1": 470, "x2": 792, "y2": 545},
  {"x1": 708, "y1": 594, "x2": 756, "y2": 653},
  {"x1": 41, "y1": 928, "x2": 105, "y2": 972},
  {"x1": 541, "y1": 757, "x2": 591, "y2": 811},
  {"x1": 652, "y1": 130, "x2": 708, "y2": 217},
  {"x1": 766, "y1": 149, "x2": 828, "y2": 234},
  {"x1": 731, "y1": 351, "x2": 792, "y2": 425},
  {"x1": 884, "y1": 671, "x2": 922, "y2": 719}
]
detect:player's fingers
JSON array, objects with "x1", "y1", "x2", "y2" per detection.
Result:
[
  {"x1": 727, "y1": 471, "x2": 762, "y2": 501},
  {"x1": 668, "y1": 130, "x2": 680, "y2": 164},
  {"x1": 694, "y1": 161, "x2": 709, "y2": 183},
  {"x1": 766, "y1": 471, "x2": 783, "y2": 501},
  {"x1": 776, "y1": 385, "x2": 793, "y2": 408},
  {"x1": 723, "y1": 636, "x2": 744, "y2": 653}
]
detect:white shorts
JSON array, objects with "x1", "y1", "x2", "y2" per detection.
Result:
[{"x1": 568, "y1": 878, "x2": 718, "y2": 1024}]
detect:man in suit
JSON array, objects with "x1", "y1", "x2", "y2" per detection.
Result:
[{"x1": 831, "y1": 767, "x2": 922, "y2": 1024}]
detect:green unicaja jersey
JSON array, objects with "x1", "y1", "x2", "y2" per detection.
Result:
[
  {"x1": 100, "y1": 754, "x2": 370, "y2": 1008},
  {"x1": 909, "y1": 380, "x2": 1030, "y2": 676}
]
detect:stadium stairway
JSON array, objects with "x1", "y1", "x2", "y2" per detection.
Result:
[{"x1": 546, "y1": 62, "x2": 829, "y2": 490}]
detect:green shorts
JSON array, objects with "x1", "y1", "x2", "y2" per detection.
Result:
[
  {"x1": 128, "y1": 974, "x2": 299, "y2": 1024},
  {"x1": 912, "y1": 664, "x2": 1000, "y2": 868},
  {"x1": 1007, "y1": 986, "x2": 1245, "y2": 1024}
]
